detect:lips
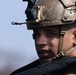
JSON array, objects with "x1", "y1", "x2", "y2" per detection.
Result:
[{"x1": 37, "y1": 50, "x2": 55, "y2": 59}]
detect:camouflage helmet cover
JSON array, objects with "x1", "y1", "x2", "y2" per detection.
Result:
[{"x1": 25, "y1": 0, "x2": 76, "y2": 29}]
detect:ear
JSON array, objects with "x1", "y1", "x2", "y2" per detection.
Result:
[{"x1": 73, "y1": 29, "x2": 76, "y2": 44}]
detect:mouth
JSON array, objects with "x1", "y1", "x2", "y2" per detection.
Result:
[{"x1": 37, "y1": 50, "x2": 55, "y2": 59}]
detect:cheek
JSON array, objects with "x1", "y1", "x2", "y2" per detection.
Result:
[
  {"x1": 63, "y1": 34, "x2": 73, "y2": 51},
  {"x1": 49, "y1": 38, "x2": 59, "y2": 54}
]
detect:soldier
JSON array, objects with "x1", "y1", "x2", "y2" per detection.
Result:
[{"x1": 11, "y1": 0, "x2": 76, "y2": 75}]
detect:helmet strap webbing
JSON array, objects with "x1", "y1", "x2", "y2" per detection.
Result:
[
  {"x1": 52, "y1": 26, "x2": 66, "y2": 60},
  {"x1": 52, "y1": 26, "x2": 76, "y2": 60},
  {"x1": 57, "y1": 26, "x2": 65, "y2": 54}
]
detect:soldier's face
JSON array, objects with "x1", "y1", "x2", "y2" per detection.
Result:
[
  {"x1": 33, "y1": 26, "x2": 75, "y2": 64},
  {"x1": 33, "y1": 26, "x2": 60, "y2": 63}
]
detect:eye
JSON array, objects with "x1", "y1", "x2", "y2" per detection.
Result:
[{"x1": 46, "y1": 32, "x2": 58, "y2": 38}]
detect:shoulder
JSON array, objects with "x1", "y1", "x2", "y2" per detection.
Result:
[{"x1": 10, "y1": 59, "x2": 40, "y2": 75}]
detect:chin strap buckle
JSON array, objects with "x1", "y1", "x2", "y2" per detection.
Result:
[
  {"x1": 52, "y1": 52, "x2": 64, "y2": 60},
  {"x1": 52, "y1": 45, "x2": 76, "y2": 60}
]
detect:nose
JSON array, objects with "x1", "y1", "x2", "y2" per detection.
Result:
[{"x1": 36, "y1": 34, "x2": 48, "y2": 45}]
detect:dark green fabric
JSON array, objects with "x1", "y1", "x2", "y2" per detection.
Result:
[
  {"x1": 11, "y1": 57, "x2": 76, "y2": 75},
  {"x1": 10, "y1": 60, "x2": 40, "y2": 75}
]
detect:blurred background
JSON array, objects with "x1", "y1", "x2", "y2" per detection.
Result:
[{"x1": 0, "y1": 0, "x2": 38, "y2": 75}]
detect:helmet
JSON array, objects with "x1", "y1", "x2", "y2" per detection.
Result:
[
  {"x1": 24, "y1": 0, "x2": 76, "y2": 59},
  {"x1": 25, "y1": 0, "x2": 76, "y2": 29}
]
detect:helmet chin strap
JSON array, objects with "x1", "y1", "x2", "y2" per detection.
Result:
[{"x1": 52, "y1": 26, "x2": 76, "y2": 60}]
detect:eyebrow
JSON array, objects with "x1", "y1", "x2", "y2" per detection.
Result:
[
  {"x1": 34, "y1": 30, "x2": 59, "y2": 36},
  {"x1": 44, "y1": 29, "x2": 59, "y2": 32},
  {"x1": 33, "y1": 27, "x2": 60, "y2": 32}
]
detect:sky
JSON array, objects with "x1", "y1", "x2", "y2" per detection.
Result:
[{"x1": 0, "y1": 0, "x2": 38, "y2": 75}]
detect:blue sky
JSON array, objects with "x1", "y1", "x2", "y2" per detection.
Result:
[{"x1": 0, "y1": 0, "x2": 38, "y2": 75}]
